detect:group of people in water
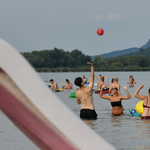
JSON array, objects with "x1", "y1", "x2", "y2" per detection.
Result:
[
  {"x1": 49, "y1": 78, "x2": 72, "y2": 91},
  {"x1": 50, "y1": 62, "x2": 150, "y2": 120}
]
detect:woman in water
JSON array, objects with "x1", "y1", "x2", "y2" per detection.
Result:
[
  {"x1": 129, "y1": 75, "x2": 134, "y2": 87},
  {"x1": 100, "y1": 85, "x2": 131, "y2": 116},
  {"x1": 62, "y1": 79, "x2": 72, "y2": 89},
  {"x1": 134, "y1": 85, "x2": 150, "y2": 119}
]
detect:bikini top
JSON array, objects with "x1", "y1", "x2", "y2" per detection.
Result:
[
  {"x1": 111, "y1": 101, "x2": 122, "y2": 107},
  {"x1": 143, "y1": 97, "x2": 150, "y2": 108},
  {"x1": 67, "y1": 84, "x2": 71, "y2": 87}
]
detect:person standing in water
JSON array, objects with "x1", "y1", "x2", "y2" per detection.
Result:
[
  {"x1": 74, "y1": 62, "x2": 97, "y2": 120},
  {"x1": 62, "y1": 79, "x2": 72, "y2": 89},
  {"x1": 134, "y1": 85, "x2": 150, "y2": 119},
  {"x1": 129, "y1": 75, "x2": 134, "y2": 87},
  {"x1": 100, "y1": 85, "x2": 131, "y2": 116},
  {"x1": 82, "y1": 75, "x2": 88, "y2": 84},
  {"x1": 50, "y1": 79, "x2": 59, "y2": 92},
  {"x1": 109, "y1": 77, "x2": 121, "y2": 95},
  {"x1": 97, "y1": 76, "x2": 108, "y2": 91}
]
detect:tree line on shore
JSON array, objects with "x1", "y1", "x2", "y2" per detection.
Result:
[{"x1": 21, "y1": 47, "x2": 150, "y2": 72}]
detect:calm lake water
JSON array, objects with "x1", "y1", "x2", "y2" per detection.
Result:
[{"x1": 0, "y1": 71, "x2": 150, "y2": 150}]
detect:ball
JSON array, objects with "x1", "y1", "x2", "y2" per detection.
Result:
[
  {"x1": 97, "y1": 28, "x2": 104, "y2": 36},
  {"x1": 135, "y1": 101, "x2": 144, "y2": 115}
]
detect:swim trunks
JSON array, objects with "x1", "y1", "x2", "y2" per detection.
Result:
[
  {"x1": 80, "y1": 109, "x2": 97, "y2": 120},
  {"x1": 141, "y1": 116, "x2": 150, "y2": 119},
  {"x1": 55, "y1": 90, "x2": 60, "y2": 92}
]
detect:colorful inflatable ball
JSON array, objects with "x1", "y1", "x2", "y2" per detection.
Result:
[{"x1": 135, "y1": 101, "x2": 143, "y2": 115}]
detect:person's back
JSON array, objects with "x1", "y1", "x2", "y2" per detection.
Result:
[
  {"x1": 109, "y1": 77, "x2": 120, "y2": 95},
  {"x1": 75, "y1": 62, "x2": 97, "y2": 119},
  {"x1": 76, "y1": 85, "x2": 94, "y2": 110},
  {"x1": 134, "y1": 85, "x2": 150, "y2": 119},
  {"x1": 97, "y1": 76, "x2": 108, "y2": 91}
]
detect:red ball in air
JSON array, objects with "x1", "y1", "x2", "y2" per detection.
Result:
[{"x1": 97, "y1": 28, "x2": 104, "y2": 36}]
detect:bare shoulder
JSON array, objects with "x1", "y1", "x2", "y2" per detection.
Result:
[{"x1": 87, "y1": 82, "x2": 93, "y2": 89}]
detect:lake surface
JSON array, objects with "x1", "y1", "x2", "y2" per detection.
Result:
[{"x1": 0, "y1": 71, "x2": 150, "y2": 150}]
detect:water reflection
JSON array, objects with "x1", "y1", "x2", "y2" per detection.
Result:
[
  {"x1": 135, "y1": 119, "x2": 150, "y2": 149},
  {"x1": 83, "y1": 120, "x2": 97, "y2": 127}
]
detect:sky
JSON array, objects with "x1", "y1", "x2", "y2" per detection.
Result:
[{"x1": 0, "y1": 0, "x2": 150, "y2": 56}]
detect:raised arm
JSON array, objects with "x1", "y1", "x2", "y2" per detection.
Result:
[
  {"x1": 87, "y1": 62, "x2": 94, "y2": 84},
  {"x1": 134, "y1": 85, "x2": 147, "y2": 100},
  {"x1": 100, "y1": 85, "x2": 110, "y2": 100},
  {"x1": 120, "y1": 86, "x2": 131, "y2": 100},
  {"x1": 118, "y1": 84, "x2": 121, "y2": 94}
]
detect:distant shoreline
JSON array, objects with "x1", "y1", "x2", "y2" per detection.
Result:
[{"x1": 35, "y1": 67, "x2": 150, "y2": 72}]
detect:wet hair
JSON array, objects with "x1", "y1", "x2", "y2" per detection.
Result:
[
  {"x1": 50, "y1": 79, "x2": 54, "y2": 82},
  {"x1": 66, "y1": 79, "x2": 69, "y2": 82},
  {"x1": 129, "y1": 75, "x2": 133, "y2": 79},
  {"x1": 111, "y1": 78, "x2": 114, "y2": 83},
  {"x1": 114, "y1": 77, "x2": 118, "y2": 81},
  {"x1": 74, "y1": 77, "x2": 82, "y2": 87},
  {"x1": 149, "y1": 88, "x2": 150, "y2": 94},
  {"x1": 101, "y1": 76, "x2": 104, "y2": 82}
]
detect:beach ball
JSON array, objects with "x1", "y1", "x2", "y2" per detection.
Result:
[
  {"x1": 135, "y1": 101, "x2": 143, "y2": 115},
  {"x1": 97, "y1": 28, "x2": 104, "y2": 36}
]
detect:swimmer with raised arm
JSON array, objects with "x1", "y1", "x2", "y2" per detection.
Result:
[
  {"x1": 134, "y1": 85, "x2": 150, "y2": 119},
  {"x1": 74, "y1": 62, "x2": 97, "y2": 120},
  {"x1": 100, "y1": 85, "x2": 131, "y2": 116}
]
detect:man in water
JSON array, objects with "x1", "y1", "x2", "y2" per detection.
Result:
[
  {"x1": 109, "y1": 77, "x2": 121, "y2": 95},
  {"x1": 74, "y1": 62, "x2": 97, "y2": 120},
  {"x1": 97, "y1": 76, "x2": 108, "y2": 91},
  {"x1": 50, "y1": 79, "x2": 59, "y2": 92},
  {"x1": 82, "y1": 75, "x2": 88, "y2": 84}
]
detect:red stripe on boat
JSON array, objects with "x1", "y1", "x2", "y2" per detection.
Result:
[{"x1": 0, "y1": 84, "x2": 78, "y2": 150}]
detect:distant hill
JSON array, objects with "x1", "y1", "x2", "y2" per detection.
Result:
[
  {"x1": 91, "y1": 39, "x2": 150, "y2": 60},
  {"x1": 125, "y1": 47, "x2": 150, "y2": 57}
]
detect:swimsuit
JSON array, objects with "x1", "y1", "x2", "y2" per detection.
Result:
[
  {"x1": 55, "y1": 90, "x2": 60, "y2": 92},
  {"x1": 111, "y1": 101, "x2": 122, "y2": 107},
  {"x1": 143, "y1": 97, "x2": 150, "y2": 108},
  {"x1": 112, "y1": 112, "x2": 123, "y2": 116},
  {"x1": 141, "y1": 98, "x2": 150, "y2": 119},
  {"x1": 141, "y1": 116, "x2": 150, "y2": 119},
  {"x1": 67, "y1": 84, "x2": 71, "y2": 87},
  {"x1": 111, "y1": 101, "x2": 123, "y2": 116},
  {"x1": 80, "y1": 109, "x2": 97, "y2": 120}
]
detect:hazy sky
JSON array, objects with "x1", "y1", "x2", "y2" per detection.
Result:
[{"x1": 0, "y1": 0, "x2": 150, "y2": 55}]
